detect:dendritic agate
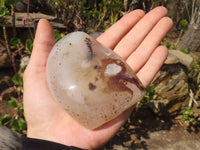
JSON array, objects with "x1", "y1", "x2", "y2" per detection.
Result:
[{"x1": 46, "y1": 32, "x2": 145, "y2": 129}]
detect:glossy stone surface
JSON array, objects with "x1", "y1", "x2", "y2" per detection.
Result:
[{"x1": 46, "y1": 31, "x2": 145, "y2": 129}]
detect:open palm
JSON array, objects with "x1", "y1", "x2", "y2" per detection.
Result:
[{"x1": 23, "y1": 7, "x2": 172, "y2": 149}]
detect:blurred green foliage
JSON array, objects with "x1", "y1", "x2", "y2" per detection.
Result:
[
  {"x1": 49, "y1": 0, "x2": 123, "y2": 31},
  {"x1": 181, "y1": 48, "x2": 189, "y2": 54},
  {"x1": 12, "y1": 74, "x2": 23, "y2": 86},
  {"x1": 197, "y1": 58, "x2": 200, "y2": 65},
  {"x1": 0, "y1": 7, "x2": 8, "y2": 17},
  {"x1": 54, "y1": 30, "x2": 65, "y2": 42},
  {"x1": 0, "y1": 66, "x2": 27, "y2": 133},
  {"x1": 182, "y1": 107, "x2": 195, "y2": 122},
  {"x1": 26, "y1": 39, "x2": 33, "y2": 54},
  {"x1": 166, "y1": 42, "x2": 171, "y2": 48},
  {"x1": 4, "y1": 97, "x2": 18, "y2": 108},
  {"x1": 10, "y1": 38, "x2": 22, "y2": 48},
  {"x1": 178, "y1": 19, "x2": 188, "y2": 31},
  {"x1": 171, "y1": 45, "x2": 177, "y2": 50},
  {"x1": 0, "y1": 97, "x2": 26, "y2": 133},
  {"x1": 139, "y1": 84, "x2": 156, "y2": 107},
  {"x1": 0, "y1": 0, "x2": 17, "y2": 16}
]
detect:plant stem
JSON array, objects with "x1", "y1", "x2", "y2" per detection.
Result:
[
  {"x1": 124, "y1": 0, "x2": 128, "y2": 11},
  {"x1": 2, "y1": 16, "x2": 11, "y2": 58},
  {"x1": 11, "y1": 7, "x2": 16, "y2": 37},
  {"x1": 27, "y1": 0, "x2": 34, "y2": 40},
  {"x1": 175, "y1": 29, "x2": 183, "y2": 46},
  {"x1": 2, "y1": 16, "x2": 17, "y2": 73},
  {"x1": 150, "y1": 2, "x2": 155, "y2": 10}
]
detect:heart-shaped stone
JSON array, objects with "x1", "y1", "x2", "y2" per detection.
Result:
[{"x1": 46, "y1": 32, "x2": 145, "y2": 129}]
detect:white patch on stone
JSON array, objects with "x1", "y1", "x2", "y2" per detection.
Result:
[
  {"x1": 104, "y1": 63, "x2": 122, "y2": 75},
  {"x1": 105, "y1": 51, "x2": 112, "y2": 56},
  {"x1": 81, "y1": 60, "x2": 91, "y2": 68}
]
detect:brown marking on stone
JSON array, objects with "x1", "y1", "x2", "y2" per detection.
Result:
[
  {"x1": 85, "y1": 37, "x2": 94, "y2": 60},
  {"x1": 88, "y1": 82, "x2": 96, "y2": 90},
  {"x1": 94, "y1": 65, "x2": 102, "y2": 74},
  {"x1": 100, "y1": 58, "x2": 145, "y2": 94},
  {"x1": 104, "y1": 114, "x2": 108, "y2": 120},
  {"x1": 94, "y1": 65, "x2": 100, "y2": 70},
  {"x1": 108, "y1": 73, "x2": 133, "y2": 95},
  {"x1": 120, "y1": 74, "x2": 145, "y2": 91}
]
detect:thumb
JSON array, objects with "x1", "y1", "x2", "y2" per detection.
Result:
[
  {"x1": 28, "y1": 19, "x2": 55, "y2": 69},
  {"x1": 23, "y1": 19, "x2": 58, "y2": 126}
]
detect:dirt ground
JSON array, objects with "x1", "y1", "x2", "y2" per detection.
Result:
[{"x1": 103, "y1": 108, "x2": 200, "y2": 150}]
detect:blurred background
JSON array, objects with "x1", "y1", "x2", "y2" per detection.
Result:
[{"x1": 0, "y1": 0, "x2": 200, "y2": 149}]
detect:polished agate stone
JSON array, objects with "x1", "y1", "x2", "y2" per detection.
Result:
[{"x1": 46, "y1": 32, "x2": 145, "y2": 129}]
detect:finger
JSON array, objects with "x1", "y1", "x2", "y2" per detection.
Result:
[
  {"x1": 127, "y1": 17, "x2": 173, "y2": 73},
  {"x1": 97, "y1": 9, "x2": 145, "y2": 49},
  {"x1": 136, "y1": 46, "x2": 168, "y2": 88},
  {"x1": 113, "y1": 6, "x2": 168, "y2": 59},
  {"x1": 28, "y1": 19, "x2": 55, "y2": 68}
]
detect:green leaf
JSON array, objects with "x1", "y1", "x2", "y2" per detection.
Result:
[
  {"x1": 182, "y1": 114, "x2": 188, "y2": 120},
  {"x1": 1, "y1": 0, "x2": 5, "y2": 7},
  {"x1": 0, "y1": 7, "x2": 8, "y2": 17},
  {"x1": 1, "y1": 114, "x2": 11, "y2": 125},
  {"x1": 5, "y1": 0, "x2": 17, "y2": 6},
  {"x1": 68, "y1": 5, "x2": 73, "y2": 10},
  {"x1": 189, "y1": 118, "x2": 195, "y2": 122},
  {"x1": 181, "y1": 48, "x2": 189, "y2": 54},
  {"x1": 171, "y1": 45, "x2": 177, "y2": 50},
  {"x1": 18, "y1": 118, "x2": 26, "y2": 131},
  {"x1": 12, "y1": 74, "x2": 23, "y2": 86},
  {"x1": 188, "y1": 110, "x2": 194, "y2": 116},
  {"x1": 4, "y1": 97, "x2": 18, "y2": 108},
  {"x1": 139, "y1": 95, "x2": 149, "y2": 107},
  {"x1": 192, "y1": 65, "x2": 197, "y2": 69},
  {"x1": 10, "y1": 38, "x2": 21, "y2": 47},
  {"x1": 197, "y1": 58, "x2": 200, "y2": 65},
  {"x1": 26, "y1": 39, "x2": 33, "y2": 54},
  {"x1": 11, "y1": 119, "x2": 19, "y2": 131},
  {"x1": 146, "y1": 84, "x2": 155, "y2": 99},
  {"x1": 166, "y1": 42, "x2": 171, "y2": 48},
  {"x1": 11, "y1": 118, "x2": 26, "y2": 132},
  {"x1": 21, "y1": 65, "x2": 27, "y2": 73},
  {"x1": 54, "y1": 30, "x2": 64, "y2": 43},
  {"x1": 17, "y1": 103, "x2": 24, "y2": 114},
  {"x1": 178, "y1": 19, "x2": 188, "y2": 30},
  {"x1": 55, "y1": 1, "x2": 61, "y2": 7},
  {"x1": 99, "y1": 3, "x2": 103, "y2": 8}
]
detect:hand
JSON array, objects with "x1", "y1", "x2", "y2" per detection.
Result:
[{"x1": 23, "y1": 6, "x2": 172, "y2": 149}]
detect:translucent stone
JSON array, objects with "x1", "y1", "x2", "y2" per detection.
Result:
[{"x1": 46, "y1": 31, "x2": 145, "y2": 129}]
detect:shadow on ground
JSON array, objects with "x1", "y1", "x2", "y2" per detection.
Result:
[{"x1": 102, "y1": 107, "x2": 200, "y2": 150}]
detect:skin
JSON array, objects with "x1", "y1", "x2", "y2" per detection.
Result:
[{"x1": 23, "y1": 6, "x2": 173, "y2": 149}]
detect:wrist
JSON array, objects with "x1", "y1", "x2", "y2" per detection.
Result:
[
  {"x1": 26, "y1": 125, "x2": 94, "y2": 149},
  {"x1": 21, "y1": 135, "x2": 83, "y2": 150}
]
